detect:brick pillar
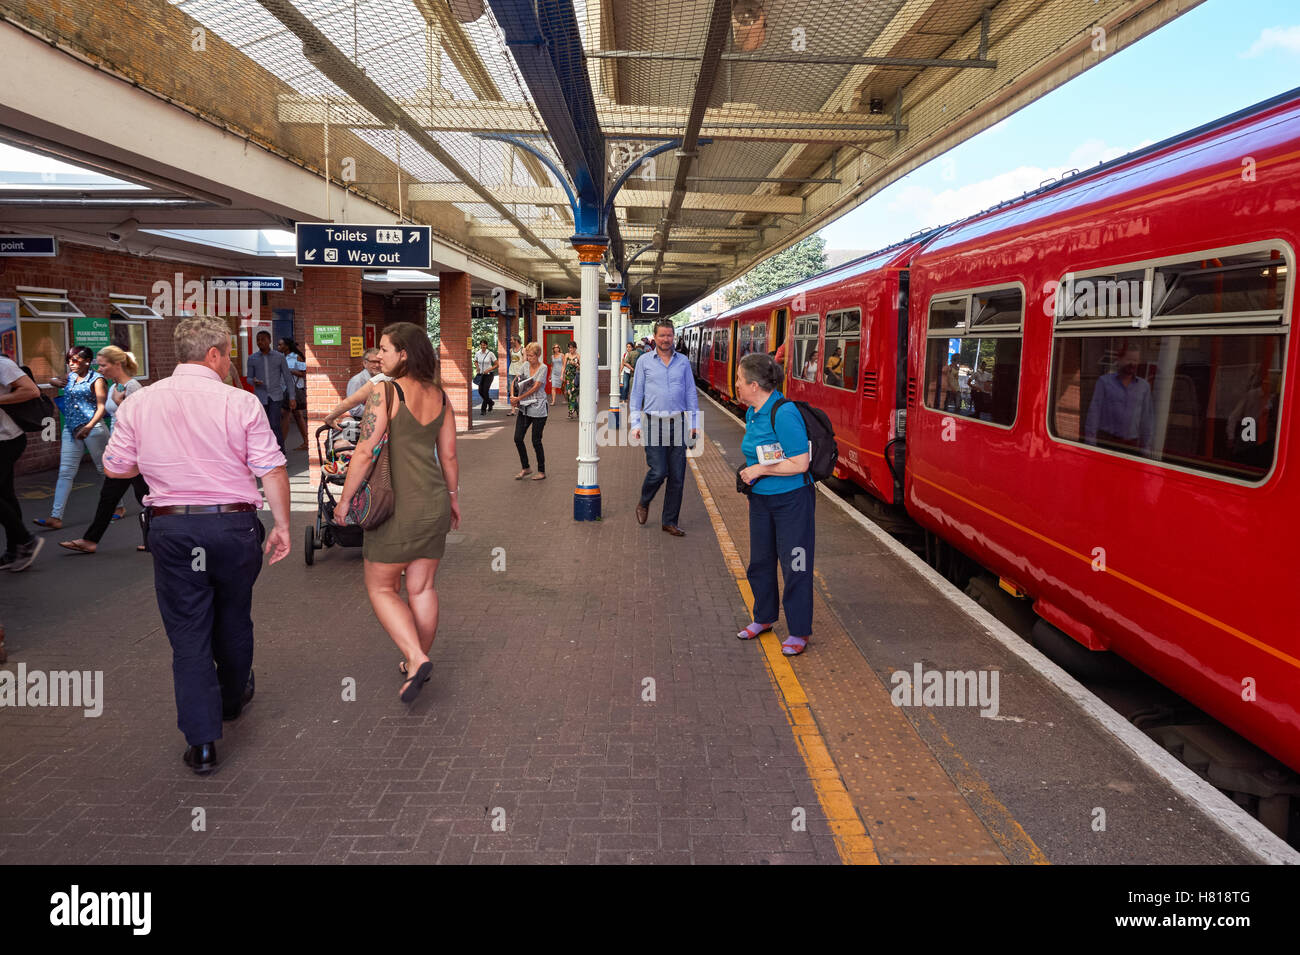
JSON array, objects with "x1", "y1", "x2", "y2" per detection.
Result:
[
  {"x1": 439, "y1": 271, "x2": 473, "y2": 432},
  {"x1": 302, "y1": 267, "x2": 363, "y2": 486}
]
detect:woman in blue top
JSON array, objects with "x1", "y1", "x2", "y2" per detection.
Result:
[
  {"x1": 33, "y1": 346, "x2": 108, "y2": 530},
  {"x1": 734, "y1": 352, "x2": 814, "y2": 656}
]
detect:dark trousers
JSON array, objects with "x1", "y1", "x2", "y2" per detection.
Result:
[
  {"x1": 84, "y1": 474, "x2": 150, "y2": 544},
  {"x1": 513, "y1": 413, "x2": 547, "y2": 472},
  {"x1": 477, "y1": 374, "x2": 492, "y2": 411},
  {"x1": 0, "y1": 433, "x2": 33, "y2": 556},
  {"x1": 747, "y1": 483, "x2": 815, "y2": 636},
  {"x1": 640, "y1": 414, "x2": 688, "y2": 527},
  {"x1": 149, "y1": 511, "x2": 265, "y2": 745},
  {"x1": 262, "y1": 399, "x2": 285, "y2": 452}
]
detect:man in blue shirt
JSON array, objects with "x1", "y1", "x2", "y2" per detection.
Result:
[
  {"x1": 1083, "y1": 346, "x2": 1154, "y2": 453},
  {"x1": 246, "y1": 330, "x2": 294, "y2": 453},
  {"x1": 629, "y1": 319, "x2": 699, "y2": 536}
]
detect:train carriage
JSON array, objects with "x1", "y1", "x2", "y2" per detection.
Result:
[{"x1": 685, "y1": 88, "x2": 1300, "y2": 773}]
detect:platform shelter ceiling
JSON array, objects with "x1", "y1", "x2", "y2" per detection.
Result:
[{"x1": 0, "y1": 0, "x2": 1199, "y2": 311}]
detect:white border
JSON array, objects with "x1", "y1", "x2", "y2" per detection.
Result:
[{"x1": 698, "y1": 386, "x2": 1299, "y2": 865}]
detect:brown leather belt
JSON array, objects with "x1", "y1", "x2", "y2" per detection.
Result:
[{"x1": 147, "y1": 503, "x2": 257, "y2": 516}]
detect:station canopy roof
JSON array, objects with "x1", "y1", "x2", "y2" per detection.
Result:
[{"x1": 0, "y1": 0, "x2": 1194, "y2": 311}]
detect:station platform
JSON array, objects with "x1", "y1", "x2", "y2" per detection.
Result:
[{"x1": 0, "y1": 398, "x2": 1291, "y2": 865}]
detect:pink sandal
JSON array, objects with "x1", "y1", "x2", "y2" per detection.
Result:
[
  {"x1": 737, "y1": 621, "x2": 775, "y2": 640},
  {"x1": 781, "y1": 636, "x2": 808, "y2": 656}
]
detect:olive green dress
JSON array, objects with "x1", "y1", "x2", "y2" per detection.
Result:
[{"x1": 362, "y1": 384, "x2": 451, "y2": 563}]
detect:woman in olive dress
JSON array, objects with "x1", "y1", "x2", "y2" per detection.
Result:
[{"x1": 335, "y1": 322, "x2": 461, "y2": 704}]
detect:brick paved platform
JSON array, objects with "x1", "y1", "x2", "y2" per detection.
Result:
[
  {"x1": 0, "y1": 409, "x2": 840, "y2": 864},
  {"x1": 0, "y1": 397, "x2": 1282, "y2": 864}
]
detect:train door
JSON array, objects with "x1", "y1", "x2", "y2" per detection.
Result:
[{"x1": 728, "y1": 320, "x2": 739, "y2": 400}]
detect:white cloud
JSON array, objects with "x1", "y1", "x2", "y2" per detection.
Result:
[{"x1": 1242, "y1": 25, "x2": 1300, "y2": 57}]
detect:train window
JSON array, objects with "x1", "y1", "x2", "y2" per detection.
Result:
[
  {"x1": 823, "y1": 308, "x2": 861, "y2": 392},
  {"x1": 1049, "y1": 244, "x2": 1292, "y2": 482},
  {"x1": 924, "y1": 287, "x2": 1023, "y2": 427},
  {"x1": 1151, "y1": 251, "x2": 1287, "y2": 324},
  {"x1": 1054, "y1": 269, "x2": 1147, "y2": 325},
  {"x1": 928, "y1": 297, "x2": 966, "y2": 331},
  {"x1": 754, "y1": 322, "x2": 768, "y2": 353},
  {"x1": 1049, "y1": 333, "x2": 1284, "y2": 481},
  {"x1": 792, "y1": 314, "x2": 820, "y2": 382}
]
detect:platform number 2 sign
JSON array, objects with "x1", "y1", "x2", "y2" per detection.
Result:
[{"x1": 641, "y1": 294, "x2": 660, "y2": 315}]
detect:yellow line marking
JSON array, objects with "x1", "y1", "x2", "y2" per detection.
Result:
[{"x1": 688, "y1": 453, "x2": 879, "y2": 865}]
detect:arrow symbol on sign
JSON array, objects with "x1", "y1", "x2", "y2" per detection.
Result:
[
  {"x1": 304, "y1": 249, "x2": 317, "y2": 261},
  {"x1": 407, "y1": 231, "x2": 419, "y2": 243}
]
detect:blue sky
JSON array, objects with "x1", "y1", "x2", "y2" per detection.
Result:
[{"x1": 818, "y1": 0, "x2": 1300, "y2": 254}]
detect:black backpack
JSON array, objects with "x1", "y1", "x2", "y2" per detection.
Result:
[
  {"x1": 769, "y1": 397, "x2": 838, "y2": 484},
  {"x1": 5, "y1": 366, "x2": 56, "y2": 432}
]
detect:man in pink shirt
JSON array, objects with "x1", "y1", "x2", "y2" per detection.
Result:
[{"x1": 104, "y1": 317, "x2": 290, "y2": 775}]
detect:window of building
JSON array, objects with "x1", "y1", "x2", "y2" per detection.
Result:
[
  {"x1": 924, "y1": 286, "x2": 1023, "y2": 426},
  {"x1": 1049, "y1": 244, "x2": 1290, "y2": 482},
  {"x1": 109, "y1": 321, "x2": 149, "y2": 379},
  {"x1": 16, "y1": 286, "x2": 83, "y2": 385},
  {"x1": 822, "y1": 308, "x2": 861, "y2": 391},
  {"x1": 791, "y1": 314, "x2": 819, "y2": 382}
]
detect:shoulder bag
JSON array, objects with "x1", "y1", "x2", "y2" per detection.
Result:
[{"x1": 347, "y1": 381, "x2": 396, "y2": 529}]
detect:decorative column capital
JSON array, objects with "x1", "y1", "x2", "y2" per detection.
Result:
[{"x1": 573, "y1": 243, "x2": 608, "y2": 264}]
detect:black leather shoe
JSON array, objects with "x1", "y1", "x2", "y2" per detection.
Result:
[
  {"x1": 636, "y1": 503, "x2": 648, "y2": 525},
  {"x1": 183, "y1": 742, "x2": 218, "y2": 775},
  {"x1": 222, "y1": 669, "x2": 254, "y2": 721},
  {"x1": 662, "y1": 524, "x2": 686, "y2": 537}
]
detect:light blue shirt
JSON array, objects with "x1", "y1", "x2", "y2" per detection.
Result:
[
  {"x1": 246, "y1": 348, "x2": 291, "y2": 403},
  {"x1": 629, "y1": 349, "x2": 699, "y2": 432},
  {"x1": 1084, "y1": 372, "x2": 1154, "y2": 450},
  {"x1": 743, "y1": 390, "x2": 810, "y2": 495}
]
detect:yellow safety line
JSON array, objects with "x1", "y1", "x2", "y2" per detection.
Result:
[{"x1": 688, "y1": 454, "x2": 879, "y2": 865}]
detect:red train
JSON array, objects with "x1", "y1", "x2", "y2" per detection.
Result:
[{"x1": 683, "y1": 89, "x2": 1300, "y2": 774}]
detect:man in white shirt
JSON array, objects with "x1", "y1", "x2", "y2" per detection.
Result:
[
  {"x1": 474, "y1": 339, "x2": 498, "y2": 416},
  {"x1": 0, "y1": 356, "x2": 43, "y2": 573},
  {"x1": 346, "y1": 350, "x2": 384, "y2": 419}
]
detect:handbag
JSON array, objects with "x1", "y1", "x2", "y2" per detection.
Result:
[
  {"x1": 6, "y1": 390, "x2": 57, "y2": 432},
  {"x1": 736, "y1": 466, "x2": 755, "y2": 496},
  {"x1": 347, "y1": 381, "x2": 396, "y2": 529}
]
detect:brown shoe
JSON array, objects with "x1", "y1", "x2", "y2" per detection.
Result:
[
  {"x1": 662, "y1": 524, "x2": 686, "y2": 537},
  {"x1": 636, "y1": 503, "x2": 648, "y2": 525}
]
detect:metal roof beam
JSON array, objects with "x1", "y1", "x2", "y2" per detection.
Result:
[
  {"x1": 468, "y1": 223, "x2": 755, "y2": 241},
  {"x1": 410, "y1": 183, "x2": 801, "y2": 214},
  {"x1": 586, "y1": 51, "x2": 996, "y2": 69},
  {"x1": 652, "y1": 0, "x2": 731, "y2": 278},
  {"x1": 277, "y1": 96, "x2": 905, "y2": 144}
]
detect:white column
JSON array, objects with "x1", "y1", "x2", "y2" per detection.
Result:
[{"x1": 573, "y1": 243, "x2": 606, "y2": 518}]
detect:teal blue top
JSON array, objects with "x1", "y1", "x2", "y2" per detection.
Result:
[{"x1": 742, "y1": 390, "x2": 810, "y2": 495}]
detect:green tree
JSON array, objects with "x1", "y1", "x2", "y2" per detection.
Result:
[{"x1": 724, "y1": 235, "x2": 828, "y2": 309}]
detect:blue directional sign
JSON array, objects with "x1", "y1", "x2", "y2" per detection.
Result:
[
  {"x1": 0, "y1": 235, "x2": 57, "y2": 257},
  {"x1": 295, "y1": 223, "x2": 432, "y2": 269},
  {"x1": 640, "y1": 293, "x2": 660, "y2": 314}
]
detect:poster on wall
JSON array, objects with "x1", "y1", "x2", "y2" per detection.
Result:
[
  {"x1": 0, "y1": 299, "x2": 17, "y2": 360},
  {"x1": 73, "y1": 317, "x2": 111, "y2": 351}
]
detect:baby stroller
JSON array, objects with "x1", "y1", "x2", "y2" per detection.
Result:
[{"x1": 304, "y1": 423, "x2": 364, "y2": 564}]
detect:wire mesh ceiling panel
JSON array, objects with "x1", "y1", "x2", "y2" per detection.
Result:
[{"x1": 0, "y1": 0, "x2": 1203, "y2": 308}]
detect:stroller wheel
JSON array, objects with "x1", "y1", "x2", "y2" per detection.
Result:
[{"x1": 304, "y1": 525, "x2": 316, "y2": 565}]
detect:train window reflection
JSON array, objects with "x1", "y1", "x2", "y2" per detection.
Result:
[
  {"x1": 928, "y1": 298, "x2": 966, "y2": 331},
  {"x1": 1049, "y1": 333, "x2": 1284, "y2": 481},
  {"x1": 823, "y1": 308, "x2": 861, "y2": 391},
  {"x1": 923, "y1": 336, "x2": 1021, "y2": 426},
  {"x1": 792, "y1": 314, "x2": 819, "y2": 382},
  {"x1": 1152, "y1": 251, "x2": 1286, "y2": 321}
]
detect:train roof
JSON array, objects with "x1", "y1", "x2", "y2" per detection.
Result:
[
  {"x1": 921, "y1": 85, "x2": 1300, "y2": 257},
  {"x1": 691, "y1": 85, "x2": 1300, "y2": 327}
]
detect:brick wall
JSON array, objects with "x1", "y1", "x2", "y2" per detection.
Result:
[
  {"x1": 438, "y1": 272, "x2": 473, "y2": 432},
  {"x1": 0, "y1": 241, "x2": 269, "y2": 474},
  {"x1": 301, "y1": 268, "x2": 363, "y2": 487}
]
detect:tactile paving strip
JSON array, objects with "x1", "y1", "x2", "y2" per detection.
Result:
[{"x1": 692, "y1": 436, "x2": 1015, "y2": 864}]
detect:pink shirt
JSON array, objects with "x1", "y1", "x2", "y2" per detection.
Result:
[{"x1": 104, "y1": 363, "x2": 286, "y2": 507}]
